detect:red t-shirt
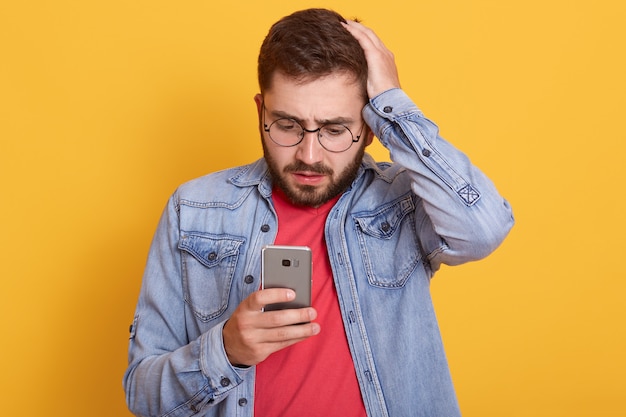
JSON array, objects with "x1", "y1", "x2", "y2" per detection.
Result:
[{"x1": 254, "y1": 188, "x2": 366, "y2": 417}]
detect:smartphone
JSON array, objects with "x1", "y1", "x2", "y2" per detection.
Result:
[{"x1": 261, "y1": 245, "x2": 312, "y2": 311}]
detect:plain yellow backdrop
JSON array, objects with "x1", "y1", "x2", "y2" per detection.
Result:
[{"x1": 1, "y1": 1, "x2": 625, "y2": 416}]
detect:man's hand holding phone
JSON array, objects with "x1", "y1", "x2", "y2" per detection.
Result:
[{"x1": 222, "y1": 288, "x2": 319, "y2": 367}]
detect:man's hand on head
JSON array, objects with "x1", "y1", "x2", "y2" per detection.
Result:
[{"x1": 342, "y1": 20, "x2": 401, "y2": 99}]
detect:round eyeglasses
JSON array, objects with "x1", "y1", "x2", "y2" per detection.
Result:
[{"x1": 263, "y1": 105, "x2": 365, "y2": 153}]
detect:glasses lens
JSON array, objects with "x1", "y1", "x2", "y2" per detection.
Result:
[
  {"x1": 319, "y1": 124, "x2": 353, "y2": 152},
  {"x1": 269, "y1": 119, "x2": 303, "y2": 146}
]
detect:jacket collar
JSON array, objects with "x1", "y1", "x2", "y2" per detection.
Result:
[{"x1": 228, "y1": 153, "x2": 382, "y2": 197}]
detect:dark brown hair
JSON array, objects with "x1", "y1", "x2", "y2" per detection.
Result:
[{"x1": 258, "y1": 8, "x2": 368, "y2": 101}]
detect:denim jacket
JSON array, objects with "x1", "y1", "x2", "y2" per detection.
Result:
[{"x1": 124, "y1": 88, "x2": 514, "y2": 417}]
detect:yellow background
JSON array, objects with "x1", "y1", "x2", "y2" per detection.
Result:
[{"x1": 1, "y1": 1, "x2": 624, "y2": 416}]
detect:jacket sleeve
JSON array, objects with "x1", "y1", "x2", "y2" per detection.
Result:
[
  {"x1": 363, "y1": 88, "x2": 514, "y2": 271},
  {"x1": 123, "y1": 192, "x2": 249, "y2": 417}
]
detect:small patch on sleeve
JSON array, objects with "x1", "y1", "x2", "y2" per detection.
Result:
[{"x1": 458, "y1": 184, "x2": 480, "y2": 206}]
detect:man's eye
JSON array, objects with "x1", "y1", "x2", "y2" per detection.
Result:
[
  {"x1": 275, "y1": 119, "x2": 299, "y2": 131},
  {"x1": 323, "y1": 125, "x2": 348, "y2": 136}
]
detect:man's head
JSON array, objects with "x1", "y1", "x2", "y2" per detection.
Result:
[
  {"x1": 256, "y1": 9, "x2": 373, "y2": 208},
  {"x1": 258, "y1": 8, "x2": 368, "y2": 103}
]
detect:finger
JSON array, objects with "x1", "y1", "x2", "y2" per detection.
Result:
[
  {"x1": 236, "y1": 322, "x2": 320, "y2": 366},
  {"x1": 245, "y1": 288, "x2": 296, "y2": 311},
  {"x1": 342, "y1": 20, "x2": 385, "y2": 49},
  {"x1": 341, "y1": 20, "x2": 395, "y2": 67},
  {"x1": 342, "y1": 20, "x2": 400, "y2": 97},
  {"x1": 264, "y1": 321, "x2": 321, "y2": 344},
  {"x1": 262, "y1": 306, "x2": 318, "y2": 328}
]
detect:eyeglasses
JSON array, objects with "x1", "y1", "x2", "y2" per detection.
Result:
[{"x1": 263, "y1": 105, "x2": 365, "y2": 153}]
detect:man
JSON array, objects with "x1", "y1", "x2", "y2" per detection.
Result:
[{"x1": 124, "y1": 8, "x2": 514, "y2": 417}]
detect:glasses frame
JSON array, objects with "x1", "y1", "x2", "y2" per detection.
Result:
[{"x1": 262, "y1": 104, "x2": 365, "y2": 153}]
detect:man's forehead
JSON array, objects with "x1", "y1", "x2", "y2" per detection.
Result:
[
  {"x1": 265, "y1": 70, "x2": 364, "y2": 95},
  {"x1": 266, "y1": 107, "x2": 357, "y2": 126}
]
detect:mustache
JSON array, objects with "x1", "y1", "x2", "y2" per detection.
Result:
[{"x1": 284, "y1": 161, "x2": 333, "y2": 175}]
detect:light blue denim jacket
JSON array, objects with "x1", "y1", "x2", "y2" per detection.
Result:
[{"x1": 124, "y1": 88, "x2": 514, "y2": 417}]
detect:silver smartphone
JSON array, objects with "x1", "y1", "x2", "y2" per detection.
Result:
[{"x1": 261, "y1": 245, "x2": 312, "y2": 311}]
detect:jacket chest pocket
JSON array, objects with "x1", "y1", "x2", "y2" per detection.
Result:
[
  {"x1": 353, "y1": 194, "x2": 421, "y2": 288},
  {"x1": 179, "y1": 231, "x2": 245, "y2": 322}
]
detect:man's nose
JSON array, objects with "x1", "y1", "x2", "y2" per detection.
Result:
[{"x1": 295, "y1": 130, "x2": 324, "y2": 164}]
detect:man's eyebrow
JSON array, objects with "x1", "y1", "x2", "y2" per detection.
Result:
[{"x1": 269, "y1": 109, "x2": 355, "y2": 126}]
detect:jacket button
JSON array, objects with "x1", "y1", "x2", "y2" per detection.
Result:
[
  {"x1": 260, "y1": 224, "x2": 270, "y2": 232},
  {"x1": 207, "y1": 252, "x2": 217, "y2": 261},
  {"x1": 238, "y1": 398, "x2": 248, "y2": 407},
  {"x1": 220, "y1": 377, "x2": 231, "y2": 387},
  {"x1": 381, "y1": 221, "x2": 390, "y2": 232},
  {"x1": 422, "y1": 148, "x2": 431, "y2": 157},
  {"x1": 244, "y1": 275, "x2": 254, "y2": 284},
  {"x1": 383, "y1": 106, "x2": 393, "y2": 113}
]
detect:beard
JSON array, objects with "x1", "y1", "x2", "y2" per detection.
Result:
[{"x1": 262, "y1": 141, "x2": 366, "y2": 208}]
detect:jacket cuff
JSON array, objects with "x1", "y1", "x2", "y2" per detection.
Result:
[{"x1": 199, "y1": 321, "x2": 251, "y2": 400}]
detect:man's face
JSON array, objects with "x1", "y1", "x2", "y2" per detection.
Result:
[{"x1": 256, "y1": 72, "x2": 372, "y2": 207}]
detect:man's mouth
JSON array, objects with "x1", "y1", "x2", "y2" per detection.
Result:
[
  {"x1": 285, "y1": 162, "x2": 332, "y2": 186},
  {"x1": 291, "y1": 171, "x2": 327, "y2": 185}
]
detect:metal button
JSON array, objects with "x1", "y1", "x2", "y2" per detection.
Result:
[
  {"x1": 238, "y1": 398, "x2": 248, "y2": 407},
  {"x1": 207, "y1": 252, "x2": 217, "y2": 261},
  {"x1": 244, "y1": 275, "x2": 254, "y2": 284},
  {"x1": 261, "y1": 224, "x2": 270, "y2": 232},
  {"x1": 422, "y1": 149, "x2": 431, "y2": 157},
  {"x1": 381, "y1": 221, "x2": 390, "y2": 232},
  {"x1": 383, "y1": 106, "x2": 393, "y2": 113},
  {"x1": 220, "y1": 377, "x2": 231, "y2": 387}
]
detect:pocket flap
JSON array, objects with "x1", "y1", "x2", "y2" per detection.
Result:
[
  {"x1": 354, "y1": 194, "x2": 414, "y2": 239},
  {"x1": 179, "y1": 232, "x2": 245, "y2": 268}
]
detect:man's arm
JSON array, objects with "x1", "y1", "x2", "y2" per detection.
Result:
[
  {"x1": 123, "y1": 194, "x2": 319, "y2": 416},
  {"x1": 344, "y1": 20, "x2": 514, "y2": 269},
  {"x1": 123, "y1": 194, "x2": 243, "y2": 416}
]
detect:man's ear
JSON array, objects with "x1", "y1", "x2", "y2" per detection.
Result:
[
  {"x1": 364, "y1": 127, "x2": 375, "y2": 146},
  {"x1": 254, "y1": 94, "x2": 265, "y2": 137},
  {"x1": 254, "y1": 94, "x2": 263, "y2": 118}
]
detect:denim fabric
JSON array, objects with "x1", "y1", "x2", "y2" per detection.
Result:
[{"x1": 124, "y1": 88, "x2": 514, "y2": 417}]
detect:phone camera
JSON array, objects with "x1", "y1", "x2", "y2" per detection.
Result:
[{"x1": 281, "y1": 259, "x2": 291, "y2": 267}]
